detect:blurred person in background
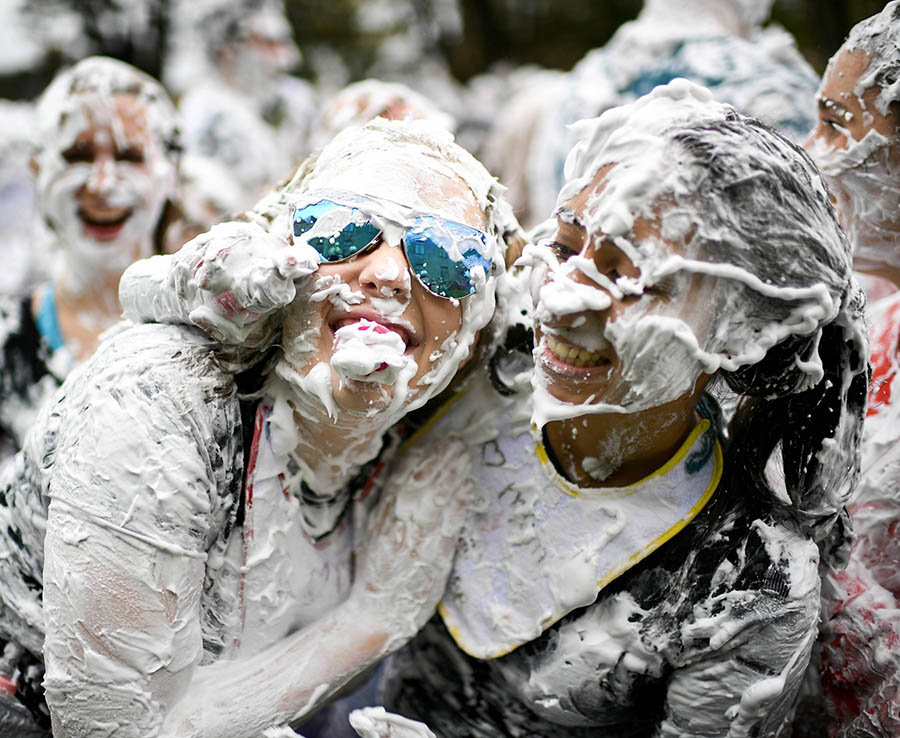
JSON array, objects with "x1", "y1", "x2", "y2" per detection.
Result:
[
  {"x1": 306, "y1": 77, "x2": 455, "y2": 153},
  {"x1": 0, "y1": 102, "x2": 51, "y2": 297},
  {"x1": 803, "y1": 4, "x2": 900, "y2": 735},
  {"x1": 166, "y1": 0, "x2": 316, "y2": 214},
  {"x1": 0, "y1": 56, "x2": 182, "y2": 462},
  {"x1": 492, "y1": 0, "x2": 819, "y2": 228}
]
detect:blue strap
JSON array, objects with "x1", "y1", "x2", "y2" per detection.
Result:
[{"x1": 35, "y1": 283, "x2": 65, "y2": 352}]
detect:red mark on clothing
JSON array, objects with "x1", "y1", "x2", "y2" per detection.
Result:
[
  {"x1": 357, "y1": 460, "x2": 385, "y2": 502},
  {"x1": 215, "y1": 291, "x2": 242, "y2": 319},
  {"x1": 236, "y1": 402, "x2": 269, "y2": 648},
  {"x1": 867, "y1": 295, "x2": 900, "y2": 416}
]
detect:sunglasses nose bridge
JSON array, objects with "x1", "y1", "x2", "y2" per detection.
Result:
[{"x1": 356, "y1": 240, "x2": 412, "y2": 297}]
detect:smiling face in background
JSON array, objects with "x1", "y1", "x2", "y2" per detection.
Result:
[
  {"x1": 36, "y1": 92, "x2": 176, "y2": 289},
  {"x1": 278, "y1": 157, "x2": 488, "y2": 418},
  {"x1": 62, "y1": 96, "x2": 154, "y2": 244}
]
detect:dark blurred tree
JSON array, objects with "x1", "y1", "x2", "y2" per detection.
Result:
[
  {"x1": 2, "y1": 0, "x2": 896, "y2": 100},
  {"x1": 772, "y1": 0, "x2": 889, "y2": 73},
  {"x1": 446, "y1": 0, "x2": 643, "y2": 80},
  {"x1": 21, "y1": 0, "x2": 170, "y2": 79}
]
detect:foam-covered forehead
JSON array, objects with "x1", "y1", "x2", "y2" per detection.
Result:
[
  {"x1": 35, "y1": 56, "x2": 180, "y2": 159},
  {"x1": 557, "y1": 80, "x2": 851, "y2": 297},
  {"x1": 839, "y1": 0, "x2": 900, "y2": 119},
  {"x1": 305, "y1": 150, "x2": 484, "y2": 229},
  {"x1": 557, "y1": 81, "x2": 731, "y2": 234},
  {"x1": 283, "y1": 119, "x2": 512, "y2": 269}
]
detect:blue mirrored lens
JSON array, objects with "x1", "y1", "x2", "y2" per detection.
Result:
[
  {"x1": 405, "y1": 216, "x2": 492, "y2": 299},
  {"x1": 292, "y1": 200, "x2": 380, "y2": 262}
]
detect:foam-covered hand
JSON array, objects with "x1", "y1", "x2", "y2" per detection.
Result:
[
  {"x1": 183, "y1": 221, "x2": 318, "y2": 344},
  {"x1": 120, "y1": 220, "x2": 318, "y2": 346},
  {"x1": 349, "y1": 707, "x2": 436, "y2": 738},
  {"x1": 352, "y1": 437, "x2": 471, "y2": 651}
]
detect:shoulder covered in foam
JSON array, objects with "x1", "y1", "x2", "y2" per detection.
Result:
[{"x1": 41, "y1": 322, "x2": 243, "y2": 552}]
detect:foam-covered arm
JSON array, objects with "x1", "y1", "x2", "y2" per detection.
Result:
[
  {"x1": 119, "y1": 221, "x2": 318, "y2": 349},
  {"x1": 156, "y1": 440, "x2": 469, "y2": 738},
  {"x1": 349, "y1": 707, "x2": 436, "y2": 737},
  {"x1": 656, "y1": 538, "x2": 821, "y2": 736},
  {"x1": 42, "y1": 360, "x2": 469, "y2": 738}
]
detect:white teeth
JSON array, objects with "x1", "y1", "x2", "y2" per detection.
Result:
[{"x1": 545, "y1": 335, "x2": 603, "y2": 367}]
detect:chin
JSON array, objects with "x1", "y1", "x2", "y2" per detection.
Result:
[{"x1": 330, "y1": 375, "x2": 396, "y2": 415}]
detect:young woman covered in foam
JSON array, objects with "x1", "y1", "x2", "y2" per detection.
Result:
[
  {"x1": 0, "y1": 56, "x2": 181, "y2": 461},
  {"x1": 803, "y1": 5, "x2": 900, "y2": 734},
  {"x1": 0, "y1": 118, "x2": 516, "y2": 737},
  {"x1": 375, "y1": 80, "x2": 868, "y2": 737}
]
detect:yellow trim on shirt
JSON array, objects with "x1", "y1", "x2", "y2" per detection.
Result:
[
  {"x1": 440, "y1": 423, "x2": 724, "y2": 661},
  {"x1": 593, "y1": 436, "x2": 722, "y2": 592},
  {"x1": 535, "y1": 419, "x2": 713, "y2": 499}
]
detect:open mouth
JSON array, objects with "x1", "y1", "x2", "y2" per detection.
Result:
[
  {"x1": 79, "y1": 208, "x2": 131, "y2": 241},
  {"x1": 330, "y1": 314, "x2": 417, "y2": 353},
  {"x1": 543, "y1": 334, "x2": 610, "y2": 373}
]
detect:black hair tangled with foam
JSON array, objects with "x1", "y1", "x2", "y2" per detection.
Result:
[{"x1": 669, "y1": 115, "x2": 869, "y2": 566}]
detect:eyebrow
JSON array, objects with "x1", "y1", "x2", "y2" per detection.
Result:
[
  {"x1": 817, "y1": 96, "x2": 854, "y2": 123},
  {"x1": 553, "y1": 206, "x2": 584, "y2": 229}
]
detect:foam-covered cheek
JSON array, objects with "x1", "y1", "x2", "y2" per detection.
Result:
[
  {"x1": 808, "y1": 129, "x2": 900, "y2": 266},
  {"x1": 534, "y1": 246, "x2": 615, "y2": 324},
  {"x1": 605, "y1": 309, "x2": 706, "y2": 407},
  {"x1": 608, "y1": 268, "x2": 714, "y2": 399},
  {"x1": 41, "y1": 160, "x2": 89, "y2": 231},
  {"x1": 808, "y1": 128, "x2": 892, "y2": 177}
]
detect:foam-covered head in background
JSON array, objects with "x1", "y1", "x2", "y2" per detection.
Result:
[
  {"x1": 307, "y1": 78, "x2": 456, "y2": 152},
  {"x1": 524, "y1": 80, "x2": 860, "y2": 431},
  {"x1": 249, "y1": 118, "x2": 515, "y2": 425},
  {"x1": 33, "y1": 56, "x2": 180, "y2": 293},
  {"x1": 194, "y1": 0, "x2": 299, "y2": 97},
  {"x1": 804, "y1": 0, "x2": 900, "y2": 284},
  {"x1": 640, "y1": 0, "x2": 773, "y2": 36}
]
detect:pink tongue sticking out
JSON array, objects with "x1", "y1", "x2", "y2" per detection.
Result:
[{"x1": 331, "y1": 318, "x2": 409, "y2": 384}]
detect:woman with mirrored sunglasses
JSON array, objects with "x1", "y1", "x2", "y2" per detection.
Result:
[
  {"x1": 0, "y1": 118, "x2": 521, "y2": 738},
  {"x1": 373, "y1": 81, "x2": 868, "y2": 737}
]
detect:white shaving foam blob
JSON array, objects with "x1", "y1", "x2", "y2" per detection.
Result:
[{"x1": 331, "y1": 319, "x2": 411, "y2": 384}]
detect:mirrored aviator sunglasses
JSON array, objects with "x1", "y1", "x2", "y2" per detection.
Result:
[{"x1": 292, "y1": 199, "x2": 492, "y2": 299}]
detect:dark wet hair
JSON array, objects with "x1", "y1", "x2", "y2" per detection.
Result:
[{"x1": 669, "y1": 114, "x2": 868, "y2": 564}]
